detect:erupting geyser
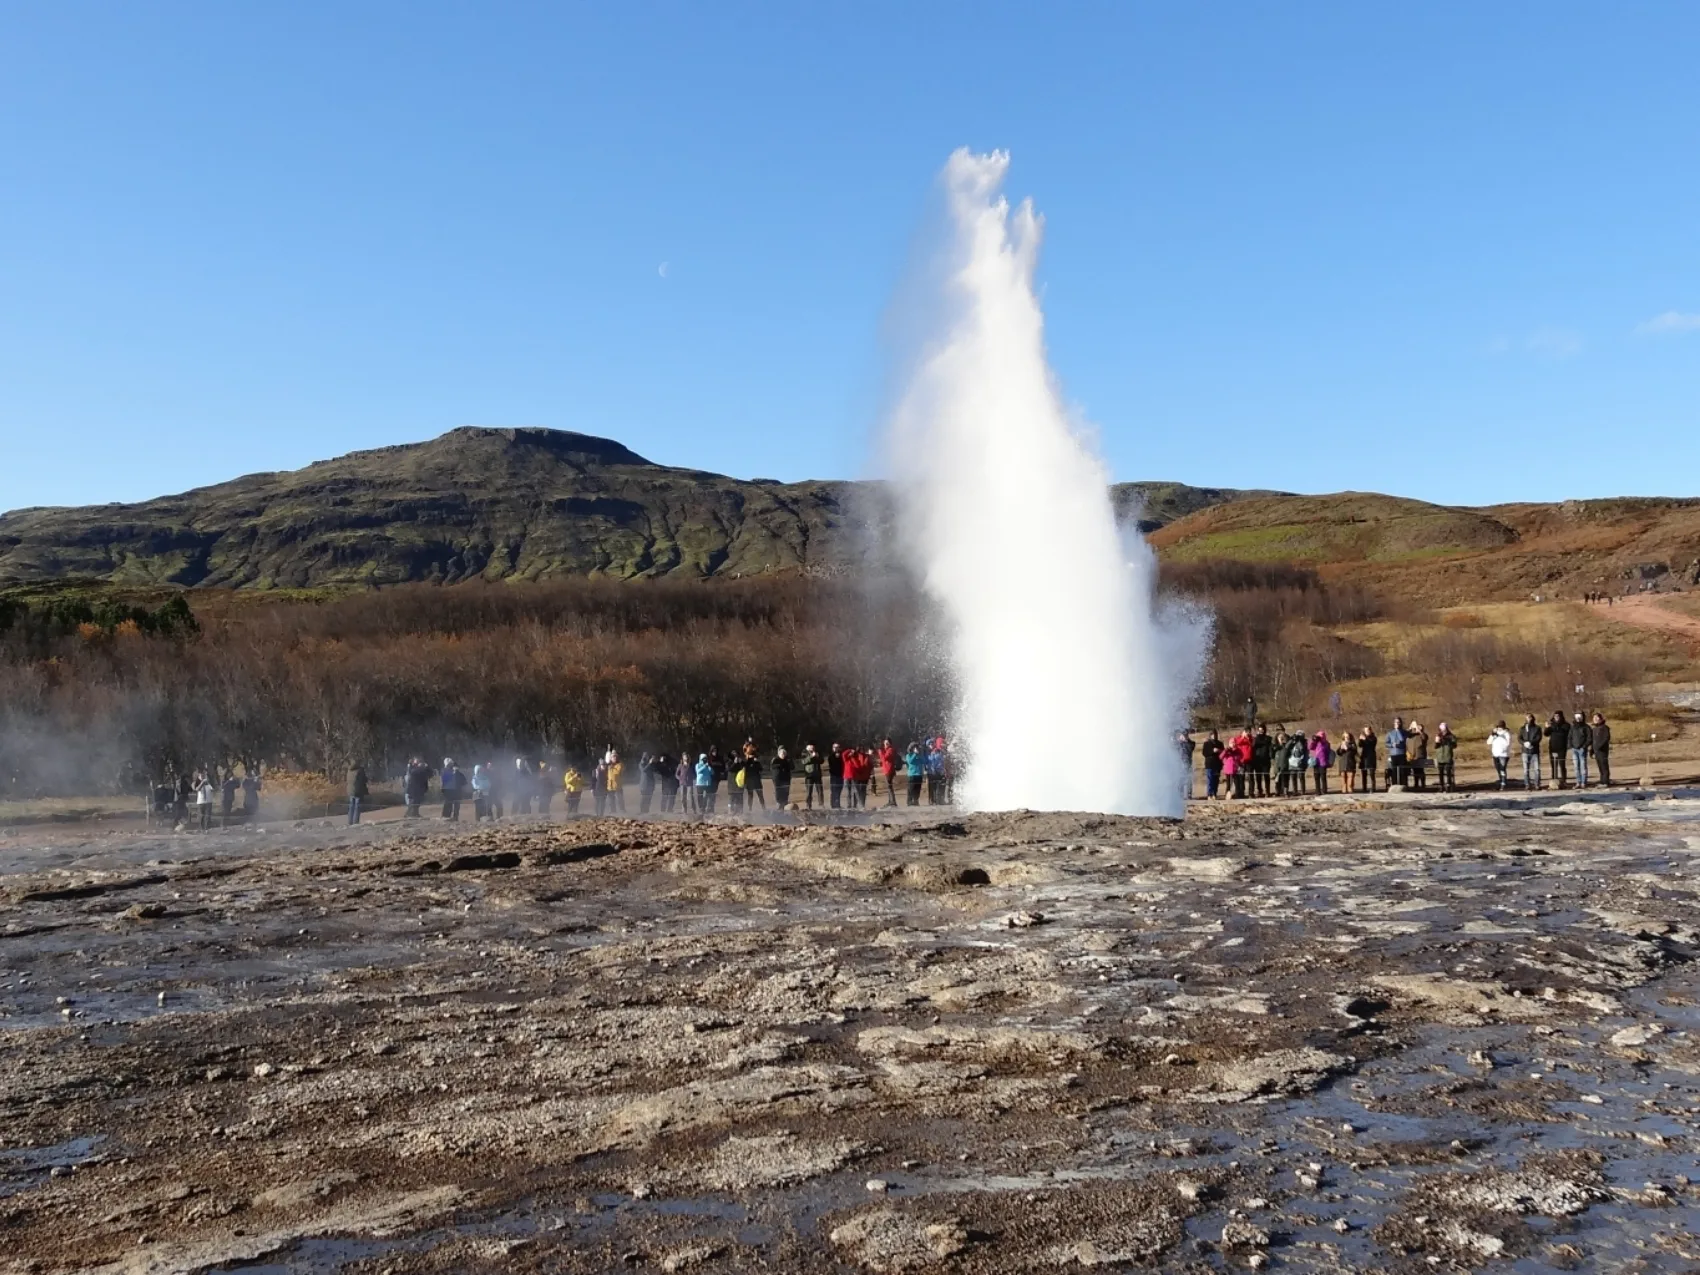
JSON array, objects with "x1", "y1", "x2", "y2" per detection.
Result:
[{"x1": 886, "y1": 149, "x2": 1208, "y2": 815}]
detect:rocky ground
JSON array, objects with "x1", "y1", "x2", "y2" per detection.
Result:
[{"x1": 1, "y1": 793, "x2": 1698, "y2": 1273}]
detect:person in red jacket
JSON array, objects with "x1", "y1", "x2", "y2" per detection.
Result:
[
  {"x1": 1228, "y1": 730, "x2": 1254, "y2": 799},
  {"x1": 851, "y1": 748, "x2": 873, "y2": 808},
  {"x1": 877, "y1": 739, "x2": 898, "y2": 807}
]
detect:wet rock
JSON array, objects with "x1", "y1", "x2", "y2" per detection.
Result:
[
  {"x1": 1220, "y1": 1220, "x2": 1271, "y2": 1250},
  {"x1": 829, "y1": 1207, "x2": 968, "y2": 1270},
  {"x1": 1609, "y1": 1023, "x2": 1664, "y2": 1048},
  {"x1": 122, "y1": 902, "x2": 169, "y2": 920},
  {"x1": 1188, "y1": 1047, "x2": 1353, "y2": 1103},
  {"x1": 1003, "y1": 910, "x2": 1046, "y2": 928}
]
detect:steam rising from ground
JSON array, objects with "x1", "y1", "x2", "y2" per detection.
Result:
[{"x1": 885, "y1": 150, "x2": 1209, "y2": 815}]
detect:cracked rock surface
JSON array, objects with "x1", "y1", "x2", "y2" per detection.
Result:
[{"x1": 0, "y1": 795, "x2": 1698, "y2": 1271}]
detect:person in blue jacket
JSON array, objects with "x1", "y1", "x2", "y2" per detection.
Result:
[
  {"x1": 1384, "y1": 716, "x2": 1408, "y2": 788},
  {"x1": 694, "y1": 753, "x2": 718, "y2": 814},
  {"x1": 904, "y1": 742, "x2": 925, "y2": 806}
]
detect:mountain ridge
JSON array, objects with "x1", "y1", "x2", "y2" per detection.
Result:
[{"x1": 0, "y1": 427, "x2": 1276, "y2": 589}]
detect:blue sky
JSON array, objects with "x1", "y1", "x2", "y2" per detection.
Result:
[{"x1": 2, "y1": 2, "x2": 1696, "y2": 513}]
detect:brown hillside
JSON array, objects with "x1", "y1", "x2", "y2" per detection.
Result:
[{"x1": 1156, "y1": 493, "x2": 1700, "y2": 605}]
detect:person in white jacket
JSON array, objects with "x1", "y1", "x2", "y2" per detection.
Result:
[
  {"x1": 195, "y1": 772, "x2": 216, "y2": 830},
  {"x1": 1487, "y1": 721, "x2": 1513, "y2": 790}
]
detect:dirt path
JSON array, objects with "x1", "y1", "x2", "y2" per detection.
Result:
[{"x1": 1599, "y1": 592, "x2": 1700, "y2": 642}]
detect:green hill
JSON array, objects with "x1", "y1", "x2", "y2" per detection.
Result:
[{"x1": 0, "y1": 428, "x2": 1262, "y2": 589}]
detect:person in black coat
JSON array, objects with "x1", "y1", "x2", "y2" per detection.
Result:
[
  {"x1": 1545, "y1": 711, "x2": 1570, "y2": 788},
  {"x1": 1590, "y1": 713, "x2": 1612, "y2": 786},
  {"x1": 1200, "y1": 730, "x2": 1224, "y2": 800}
]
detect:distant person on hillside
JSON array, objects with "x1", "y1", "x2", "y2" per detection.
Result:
[
  {"x1": 1489, "y1": 721, "x2": 1513, "y2": 789},
  {"x1": 592, "y1": 758, "x2": 608, "y2": 816},
  {"x1": 1339, "y1": 730, "x2": 1359, "y2": 794},
  {"x1": 1570, "y1": 712, "x2": 1592, "y2": 788},
  {"x1": 1271, "y1": 730, "x2": 1289, "y2": 796},
  {"x1": 1200, "y1": 729, "x2": 1224, "y2": 799},
  {"x1": 1518, "y1": 714, "x2": 1543, "y2": 789},
  {"x1": 1384, "y1": 717, "x2": 1408, "y2": 788},
  {"x1": 772, "y1": 746, "x2": 793, "y2": 807},
  {"x1": 1432, "y1": 723, "x2": 1458, "y2": 792},
  {"x1": 1176, "y1": 730, "x2": 1196, "y2": 800},
  {"x1": 1309, "y1": 730, "x2": 1334, "y2": 795},
  {"x1": 1591, "y1": 712, "x2": 1612, "y2": 786},
  {"x1": 695, "y1": 753, "x2": 716, "y2": 813},
  {"x1": 1356, "y1": 726, "x2": 1377, "y2": 793},
  {"x1": 346, "y1": 762, "x2": 368, "y2": 826},
  {"x1": 487, "y1": 759, "x2": 507, "y2": 819},
  {"x1": 1243, "y1": 696, "x2": 1258, "y2": 729},
  {"x1": 242, "y1": 771, "x2": 261, "y2": 818}
]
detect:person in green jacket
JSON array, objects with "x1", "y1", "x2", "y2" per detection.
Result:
[
  {"x1": 346, "y1": 762, "x2": 369, "y2": 825},
  {"x1": 798, "y1": 744, "x2": 825, "y2": 809},
  {"x1": 1432, "y1": 723, "x2": 1458, "y2": 792}
]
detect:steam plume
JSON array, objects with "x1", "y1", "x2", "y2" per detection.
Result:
[{"x1": 885, "y1": 149, "x2": 1207, "y2": 815}]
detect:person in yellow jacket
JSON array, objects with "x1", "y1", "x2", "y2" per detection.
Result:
[
  {"x1": 605, "y1": 752, "x2": 625, "y2": 813},
  {"x1": 562, "y1": 763, "x2": 584, "y2": 816}
]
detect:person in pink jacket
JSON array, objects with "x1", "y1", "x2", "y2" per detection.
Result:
[{"x1": 1308, "y1": 730, "x2": 1335, "y2": 796}]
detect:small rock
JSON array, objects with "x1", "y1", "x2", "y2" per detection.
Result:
[
  {"x1": 629, "y1": 1182, "x2": 653, "y2": 1200},
  {"x1": 865, "y1": 1178, "x2": 890, "y2": 1194},
  {"x1": 659, "y1": 1244, "x2": 721, "y2": 1272},
  {"x1": 252, "y1": 1062, "x2": 275, "y2": 1078},
  {"x1": 1004, "y1": 910, "x2": 1046, "y2": 928},
  {"x1": 1248, "y1": 1255, "x2": 1268, "y2": 1270},
  {"x1": 1611, "y1": 1024, "x2": 1665, "y2": 1048},
  {"x1": 1580, "y1": 1093, "x2": 1604, "y2": 1105},
  {"x1": 1175, "y1": 1177, "x2": 1211, "y2": 1202},
  {"x1": 156, "y1": 992, "x2": 167, "y2": 1006},
  {"x1": 204, "y1": 1067, "x2": 226, "y2": 1082},
  {"x1": 1221, "y1": 1220, "x2": 1271, "y2": 1250},
  {"x1": 122, "y1": 902, "x2": 168, "y2": 920},
  {"x1": 1333, "y1": 1217, "x2": 1352, "y2": 1233},
  {"x1": 1467, "y1": 1049, "x2": 1495, "y2": 1069}
]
